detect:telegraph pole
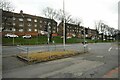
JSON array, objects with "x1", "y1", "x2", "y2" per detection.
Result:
[{"x1": 63, "y1": 0, "x2": 66, "y2": 51}]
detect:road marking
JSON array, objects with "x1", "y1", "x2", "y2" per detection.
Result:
[
  {"x1": 89, "y1": 48, "x2": 91, "y2": 50},
  {"x1": 96, "y1": 56, "x2": 104, "y2": 58},
  {"x1": 116, "y1": 48, "x2": 118, "y2": 50},
  {"x1": 108, "y1": 47, "x2": 112, "y2": 51}
]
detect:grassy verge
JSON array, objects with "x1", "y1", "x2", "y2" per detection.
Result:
[
  {"x1": 17, "y1": 50, "x2": 82, "y2": 63},
  {"x1": 2, "y1": 36, "x2": 115, "y2": 45}
]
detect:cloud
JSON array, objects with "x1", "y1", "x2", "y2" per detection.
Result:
[{"x1": 10, "y1": 0, "x2": 119, "y2": 29}]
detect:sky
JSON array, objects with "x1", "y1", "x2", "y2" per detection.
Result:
[{"x1": 9, "y1": 0, "x2": 119, "y2": 29}]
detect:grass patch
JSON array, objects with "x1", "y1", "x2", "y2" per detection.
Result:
[
  {"x1": 2, "y1": 36, "x2": 116, "y2": 45},
  {"x1": 17, "y1": 50, "x2": 82, "y2": 63}
]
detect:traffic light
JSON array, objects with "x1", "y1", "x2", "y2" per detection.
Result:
[
  {"x1": 44, "y1": 25, "x2": 48, "y2": 32},
  {"x1": 85, "y1": 28, "x2": 88, "y2": 34},
  {"x1": 81, "y1": 30, "x2": 84, "y2": 34}
]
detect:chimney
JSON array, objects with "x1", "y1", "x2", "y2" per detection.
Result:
[{"x1": 20, "y1": 10, "x2": 23, "y2": 13}]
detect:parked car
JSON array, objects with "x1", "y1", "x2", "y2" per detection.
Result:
[
  {"x1": 22, "y1": 34, "x2": 31, "y2": 38},
  {"x1": 5, "y1": 33, "x2": 19, "y2": 38},
  {"x1": 67, "y1": 36, "x2": 72, "y2": 39}
]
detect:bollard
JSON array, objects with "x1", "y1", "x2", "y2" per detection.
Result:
[{"x1": 27, "y1": 47, "x2": 29, "y2": 60}]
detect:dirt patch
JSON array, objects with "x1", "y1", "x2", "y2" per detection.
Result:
[{"x1": 17, "y1": 50, "x2": 84, "y2": 63}]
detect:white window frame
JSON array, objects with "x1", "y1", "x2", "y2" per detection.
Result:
[
  {"x1": 34, "y1": 19, "x2": 37, "y2": 22},
  {"x1": 19, "y1": 18, "x2": 23, "y2": 21},
  {"x1": 13, "y1": 23, "x2": 15, "y2": 26},
  {"x1": 19, "y1": 29, "x2": 23, "y2": 32},
  {"x1": 28, "y1": 29, "x2": 32, "y2": 32},
  {"x1": 19, "y1": 23, "x2": 23, "y2": 27},
  {"x1": 34, "y1": 24, "x2": 37, "y2": 27},
  {"x1": 34, "y1": 29, "x2": 37, "y2": 32},
  {"x1": 27, "y1": 18, "x2": 32, "y2": 21}
]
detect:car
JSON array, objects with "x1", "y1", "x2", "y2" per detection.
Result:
[
  {"x1": 22, "y1": 34, "x2": 31, "y2": 38},
  {"x1": 67, "y1": 36, "x2": 72, "y2": 39},
  {"x1": 5, "y1": 33, "x2": 19, "y2": 38}
]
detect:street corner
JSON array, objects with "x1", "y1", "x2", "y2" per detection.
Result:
[{"x1": 103, "y1": 67, "x2": 120, "y2": 78}]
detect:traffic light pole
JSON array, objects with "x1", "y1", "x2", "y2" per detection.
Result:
[
  {"x1": 12, "y1": 11, "x2": 14, "y2": 46},
  {"x1": 47, "y1": 24, "x2": 50, "y2": 44},
  {"x1": 84, "y1": 27, "x2": 86, "y2": 53}
]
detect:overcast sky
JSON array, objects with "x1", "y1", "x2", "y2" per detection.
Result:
[{"x1": 9, "y1": 0, "x2": 119, "y2": 29}]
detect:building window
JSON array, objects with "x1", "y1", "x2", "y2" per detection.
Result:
[
  {"x1": 34, "y1": 29, "x2": 37, "y2": 32},
  {"x1": 12, "y1": 28, "x2": 16, "y2": 31},
  {"x1": 28, "y1": 23, "x2": 31, "y2": 27},
  {"x1": 19, "y1": 29, "x2": 23, "y2": 32},
  {"x1": 19, "y1": 23, "x2": 23, "y2": 27},
  {"x1": 53, "y1": 30, "x2": 55, "y2": 33},
  {"x1": 34, "y1": 19, "x2": 37, "y2": 22},
  {"x1": 40, "y1": 20, "x2": 42, "y2": 23},
  {"x1": 34, "y1": 24, "x2": 37, "y2": 27},
  {"x1": 28, "y1": 29, "x2": 32, "y2": 32},
  {"x1": 40, "y1": 25, "x2": 42, "y2": 28},
  {"x1": 27, "y1": 18, "x2": 32, "y2": 21},
  {"x1": 13, "y1": 23, "x2": 15, "y2": 26},
  {"x1": 13, "y1": 17, "x2": 16, "y2": 20},
  {"x1": 19, "y1": 18, "x2": 23, "y2": 21},
  {"x1": 44, "y1": 21, "x2": 47, "y2": 24}
]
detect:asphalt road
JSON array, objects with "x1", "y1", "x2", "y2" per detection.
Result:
[{"x1": 2, "y1": 42, "x2": 119, "y2": 78}]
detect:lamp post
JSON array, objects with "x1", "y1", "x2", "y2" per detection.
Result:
[
  {"x1": 83, "y1": 27, "x2": 86, "y2": 53},
  {"x1": 63, "y1": 0, "x2": 66, "y2": 51}
]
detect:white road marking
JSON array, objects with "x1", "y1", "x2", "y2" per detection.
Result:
[
  {"x1": 116, "y1": 48, "x2": 118, "y2": 50},
  {"x1": 89, "y1": 48, "x2": 91, "y2": 50},
  {"x1": 96, "y1": 56, "x2": 104, "y2": 58},
  {"x1": 108, "y1": 47, "x2": 112, "y2": 51}
]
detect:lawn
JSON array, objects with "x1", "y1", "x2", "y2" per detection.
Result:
[{"x1": 2, "y1": 35, "x2": 115, "y2": 45}]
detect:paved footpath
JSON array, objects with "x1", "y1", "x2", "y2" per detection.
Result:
[{"x1": 103, "y1": 67, "x2": 120, "y2": 78}]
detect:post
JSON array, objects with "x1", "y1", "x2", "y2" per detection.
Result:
[
  {"x1": 84, "y1": 27, "x2": 86, "y2": 53},
  {"x1": 27, "y1": 47, "x2": 29, "y2": 60},
  {"x1": 12, "y1": 11, "x2": 14, "y2": 46},
  {"x1": 63, "y1": 0, "x2": 66, "y2": 51},
  {"x1": 47, "y1": 23, "x2": 50, "y2": 51},
  {"x1": 47, "y1": 23, "x2": 50, "y2": 44},
  {"x1": 20, "y1": 11, "x2": 24, "y2": 35}
]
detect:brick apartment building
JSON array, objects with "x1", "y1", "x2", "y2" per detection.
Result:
[
  {"x1": 58, "y1": 22, "x2": 98, "y2": 39},
  {"x1": 1, "y1": 9, "x2": 98, "y2": 39},
  {"x1": 2, "y1": 9, "x2": 57, "y2": 36}
]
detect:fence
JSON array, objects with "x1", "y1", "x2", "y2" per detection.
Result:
[{"x1": 17, "y1": 44, "x2": 89, "y2": 55}]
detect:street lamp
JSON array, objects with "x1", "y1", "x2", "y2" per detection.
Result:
[{"x1": 63, "y1": 0, "x2": 66, "y2": 51}]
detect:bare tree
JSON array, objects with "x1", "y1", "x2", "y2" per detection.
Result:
[
  {"x1": 1, "y1": 0, "x2": 15, "y2": 31},
  {"x1": 42, "y1": 7, "x2": 57, "y2": 43},
  {"x1": 94, "y1": 20, "x2": 106, "y2": 41},
  {"x1": 43, "y1": 7, "x2": 57, "y2": 19},
  {"x1": 56, "y1": 9, "x2": 72, "y2": 23},
  {"x1": 0, "y1": 0, "x2": 14, "y2": 11}
]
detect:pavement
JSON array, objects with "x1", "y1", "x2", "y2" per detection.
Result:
[
  {"x1": 2, "y1": 42, "x2": 119, "y2": 78},
  {"x1": 103, "y1": 67, "x2": 119, "y2": 78}
]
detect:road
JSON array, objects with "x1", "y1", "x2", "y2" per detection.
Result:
[{"x1": 2, "y1": 42, "x2": 119, "y2": 78}]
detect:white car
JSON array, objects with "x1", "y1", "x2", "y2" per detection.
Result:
[
  {"x1": 22, "y1": 34, "x2": 31, "y2": 38},
  {"x1": 5, "y1": 33, "x2": 19, "y2": 38}
]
